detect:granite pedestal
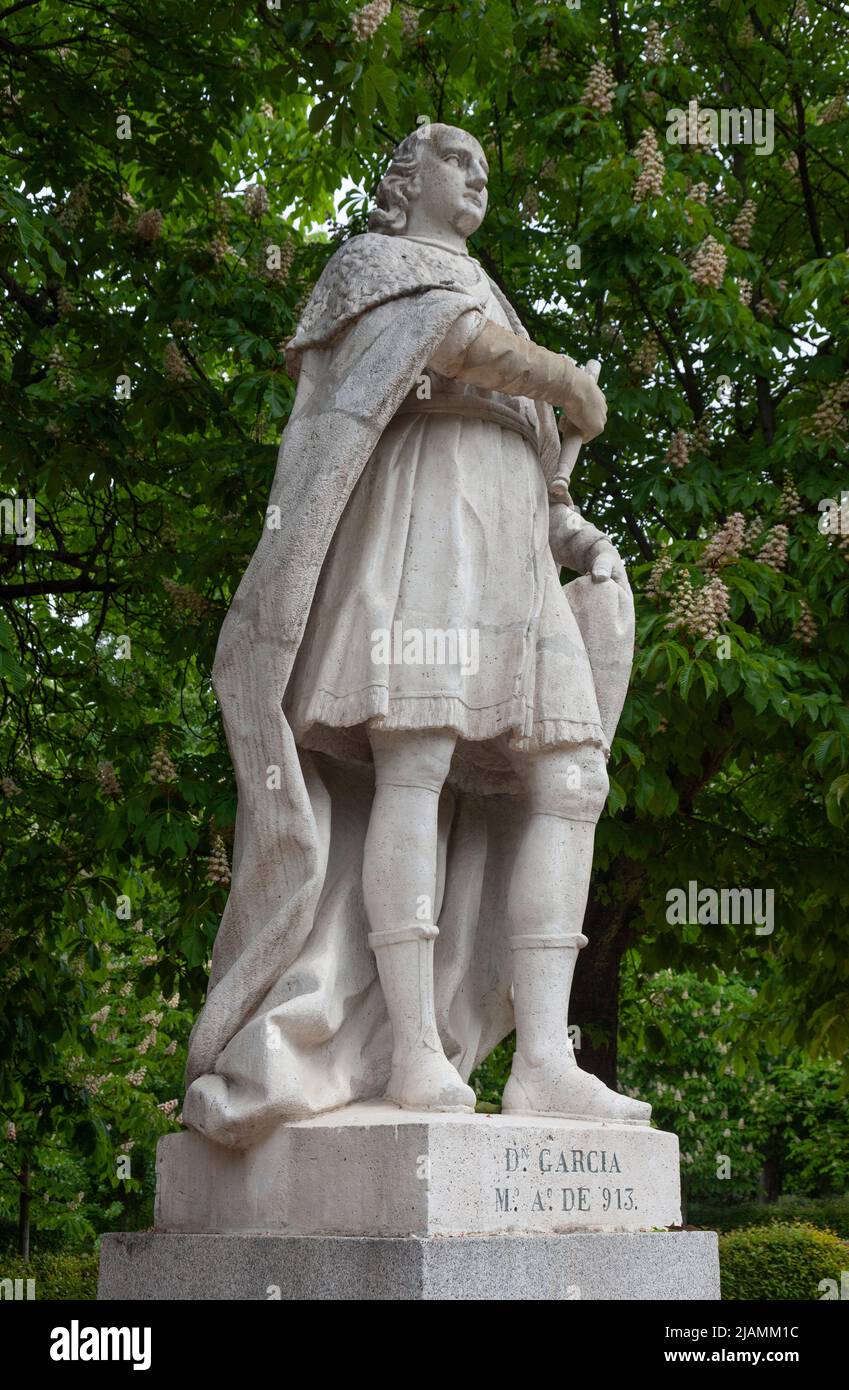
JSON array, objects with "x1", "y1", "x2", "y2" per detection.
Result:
[{"x1": 98, "y1": 1104, "x2": 720, "y2": 1299}]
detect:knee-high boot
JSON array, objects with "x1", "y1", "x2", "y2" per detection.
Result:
[
  {"x1": 502, "y1": 932, "x2": 651, "y2": 1124},
  {"x1": 370, "y1": 923, "x2": 476, "y2": 1113}
]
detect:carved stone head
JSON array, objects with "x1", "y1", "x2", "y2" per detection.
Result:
[{"x1": 369, "y1": 124, "x2": 489, "y2": 240}]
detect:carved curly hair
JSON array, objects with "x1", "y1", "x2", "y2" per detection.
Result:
[{"x1": 369, "y1": 123, "x2": 467, "y2": 235}]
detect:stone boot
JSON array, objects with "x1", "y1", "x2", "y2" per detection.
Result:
[
  {"x1": 370, "y1": 924, "x2": 476, "y2": 1113},
  {"x1": 502, "y1": 933, "x2": 651, "y2": 1125}
]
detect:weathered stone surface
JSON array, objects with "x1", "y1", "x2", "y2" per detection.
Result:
[
  {"x1": 99, "y1": 1230, "x2": 719, "y2": 1301},
  {"x1": 156, "y1": 1102, "x2": 680, "y2": 1237}
]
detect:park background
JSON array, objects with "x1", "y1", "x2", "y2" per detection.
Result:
[{"x1": 1, "y1": 0, "x2": 847, "y2": 1299}]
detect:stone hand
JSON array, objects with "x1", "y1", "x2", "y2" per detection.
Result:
[
  {"x1": 589, "y1": 542, "x2": 628, "y2": 588},
  {"x1": 561, "y1": 364, "x2": 607, "y2": 444},
  {"x1": 549, "y1": 504, "x2": 629, "y2": 590}
]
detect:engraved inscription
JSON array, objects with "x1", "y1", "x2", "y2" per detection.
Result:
[{"x1": 497, "y1": 1144, "x2": 639, "y2": 1219}]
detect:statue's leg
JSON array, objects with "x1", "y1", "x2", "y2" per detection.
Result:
[
  {"x1": 364, "y1": 726, "x2": 476, "y2": 1113},
  {"x1": 502, "y1": 742, "x2": 651, "y2": 1125}
]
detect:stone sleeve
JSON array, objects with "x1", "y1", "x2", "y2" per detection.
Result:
[
  {"x1": 425, "y1": 307, "x2": 489, "y2": 375},
  {"x1": 433, "y1": 318, "x2": 580, "y2": 408}
]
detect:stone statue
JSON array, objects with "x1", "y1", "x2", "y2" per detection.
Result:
[{"x1": 183, "y1": 123, "x2": 650, "y2": 1148}]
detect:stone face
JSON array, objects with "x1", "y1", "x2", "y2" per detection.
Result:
[
  {"x1": 155, "y1": 1102, "x2": 681, "y2": 1238},
  {"x1": 98, "y1": 1230, "x2": 719, "y2": 1302}
]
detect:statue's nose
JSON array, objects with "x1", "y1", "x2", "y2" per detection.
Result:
[{"x1": 467, "y1": 169, "x2": 486, "y2": 191}]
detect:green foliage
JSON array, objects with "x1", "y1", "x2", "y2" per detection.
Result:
[
  {"x1": 693, "y1": 1194, "x2": 849, "y2": 1240},
  {"x1": 0, "y1": 1249, "x2": 99, "y2": 1300},
  {"x1": 470, "y1": 1036, "x2": 515, "y2": 1106},
  {"x1": 619, "y1": 968, "x2": 849, "y2": 1200},
  {"x1": 0, "y1": 0, "x2": 847, "y2": 1240},
  {"x1": 718, "y1": 1222, "x2": 849, "y2": 1301}
]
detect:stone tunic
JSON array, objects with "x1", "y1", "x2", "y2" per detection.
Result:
[{"x1": 285, "y1": 264, "x2": 606, "y2": 794}]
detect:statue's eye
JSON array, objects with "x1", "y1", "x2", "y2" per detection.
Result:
[{"x1": 443, "y1": 153, "x2": 461, "y2": 166}]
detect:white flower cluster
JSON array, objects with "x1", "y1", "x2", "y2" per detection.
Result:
[
  {"x1": 400, "y1": 5, "x2": 418, "y2": 39},
  {"x1": 630, "y1": 330, "x2": 659, "y2": 375},
  {"x1": 666, "y1": 574, "x2": 731, "y2": 640},
  {"x1": 57, "y1": 182, "x2": 90, "y2": 230},
  {"x1": 148, "y1": 739, "x2": 177, "y2": 785},
  {"x1": 690, "y1": 411, "x2": 712, "y2": 458},
  {"x1": 48, "y1": 346, "x2": 75, "y2": 393},
  {"x1": 632, "y1": 128, "x2": 665, "y2": 202},
  {"x1": 729, "y1": 199, "x2": 756, "y2": 248},
  {"x1": 690, "y1": 236, "x2": 727, "y2": 289},
  {"x1": 664, "y1": 429, "x2": 690, "y2": 470},
  {"x1": 792, "y1": 600, "x2": 817, "y2": 645},
  {"x1": 581, "y1": 62, "x2": 616, "y2": 115},
  {"x1": 521, "y1": 187, "x2": 539, "y2": 222},
  {"x1": 646, "y1": 552, "x2": 672, "y2": 597},
  {"x1": 780, "y1": 475, "x2": 803, "y2": 515},
  {"x1": 82, "y1": 1072, "x2": 113, "y2": 1096},
  {"x1": 703, "y1": 512, "x2": 746, "y2": 568},
  {"x1": 244, "y1": 183, "x2": 269, "y2": 219},
  {"x1": 163, "y1": 342, "x2": 191, "y2": 384},
  {"x1": 351, "y1": 0, "x2": 392, "y2": 41},
  {"x1": 642, "y1": 20, "x2": 665, "y2": 65},
  {"x1": 810, "y1": 375, "x2": 849, "y2": 441},
  {"x1": 89, "y1": 1005, "x2": 110, "y2": 1033},
  {"x1": 207, "y1": 832, "x2": 231, "y2": 885},
  {"x1": 205, "y1": 235, "x2": 232, "y2": 264},
  {"x1": 133, "y1": 209, "x2": 164, "y2": 242},
  {"x1": 756, "y1": 524, "x2": 789, "y2": 571}
]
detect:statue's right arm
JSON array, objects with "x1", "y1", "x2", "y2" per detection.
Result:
[{"x1": 429, "y1": 317, "x2": 607, "y2": 444}]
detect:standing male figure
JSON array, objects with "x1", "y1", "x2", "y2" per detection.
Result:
[{"x1": 184, "y1": 124, "x2": 649, "y2": 1147}]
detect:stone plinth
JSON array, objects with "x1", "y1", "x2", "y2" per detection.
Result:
[
  {"x1": 154, "y1": 1102, "x2": 681, "y2": 1237},
  {"x1": 99, "y1": 1231, "x2": 720, "y2": 1301}
]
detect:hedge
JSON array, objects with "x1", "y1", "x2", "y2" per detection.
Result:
[
  {"x1": 719, "y1": 1221, "x2": 849, "y2": 1300},
  {"x1": 0, "y1": 1251, "x2": 98, "y2": 1301}
]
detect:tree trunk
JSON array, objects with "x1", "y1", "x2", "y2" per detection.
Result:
[
  {"x1": 18, "y1": 1154, "x2": 31, "y2": 1262},
  {"x1": 570, "y1": 889, "x2": 632, "y2": 1088}
]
